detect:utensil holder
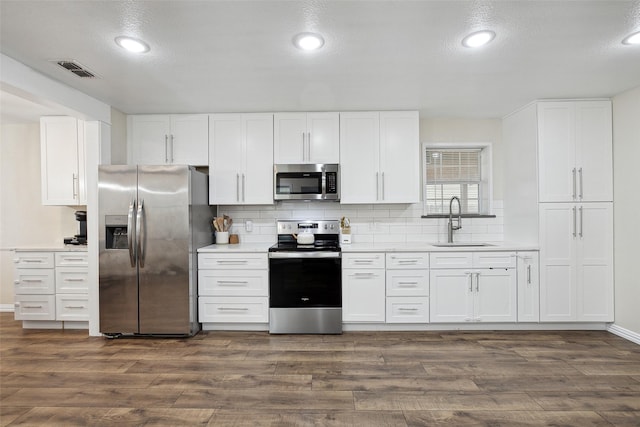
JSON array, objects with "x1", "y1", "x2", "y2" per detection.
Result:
[{"x1": 216, "y1": 231, "x2": 229, "y2": 244}]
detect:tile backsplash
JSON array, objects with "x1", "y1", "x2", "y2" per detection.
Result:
[{"x1": 216, "y1": 201, "x2": 504, "y2": 245}]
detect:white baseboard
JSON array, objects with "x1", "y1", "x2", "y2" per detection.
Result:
[
  {"x1": 0, "y1": 304, "x2": 14, "y2": 312},
  {"x1": 607, "y1": 324, "x2": 640, "y2": 345}
]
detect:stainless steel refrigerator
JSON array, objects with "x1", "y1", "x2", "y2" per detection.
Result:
[{"x1": 98, "y1": 165, "x2": 213, "y2": 336}]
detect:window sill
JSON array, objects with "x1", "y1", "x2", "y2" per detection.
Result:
[{"x1": 421, "y1": 214, "x2": 497, "y2": 219}]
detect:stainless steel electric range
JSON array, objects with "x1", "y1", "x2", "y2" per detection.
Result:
[{"x1": 268, "y1": 219, "x2": 342, "y2": 334}]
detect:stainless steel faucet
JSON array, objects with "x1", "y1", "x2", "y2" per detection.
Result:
[{"x1": 448, "y1": 196, "x2": 462, "y2": 243}]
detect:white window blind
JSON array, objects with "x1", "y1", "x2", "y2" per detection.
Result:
[{"x1": 424, "y1": 149, "x2": 481, "y2": 214}]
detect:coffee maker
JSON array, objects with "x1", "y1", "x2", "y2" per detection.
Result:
[{"x1": 64, "y1": 210, "x2": 87, "y2": 245}]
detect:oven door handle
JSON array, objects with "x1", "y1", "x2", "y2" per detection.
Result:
[{"x1": 269, "y1": 252, "x2": 341, "y2": 259}]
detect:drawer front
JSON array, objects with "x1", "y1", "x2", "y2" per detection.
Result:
[
  {"x1": 472, "y1": 252, "x2": 516, "y2": 269},
  {"x1": 14, "y1": 252, "x2": 54, "y2": 269},
  {"x1": 14, "y1": 269, "x2": 55, "y2": 294},
  {"x1": 198, "y1": 269, "x2": 268, "y2": 296},
  {"x1": 14, "y1": 295, "x2": 56, "y2": 320},
  {"x1": 386, "y1": 297, "x2": 429, "y2": 323},
  {"x1": 198, "y1": 253, "x2": 268, "y2": 270},
  {"x1": 386, "y1": 270, "x2": 429, "y2": 296},
  {"x1": 55, "y1": 268, "x2": 89, "y2": 294},
  {"x1": 198, "y1": 296, "x2": 268, "y2": 323},
  {"x1": 56, "y1": 294, "x2": 90, "y2": 321},
  {"x1": 386, "y1": 253, "x2": 429, "y2": 269},
  {"x1": 342, "y1": 253, "x2": 385, "y2": 269},
  {"x1": 55, "y1": 252, "x2": 88, "y2": 267},
  {"x1": 430, "y1": 252, "x2": 473, "y2": 269}
]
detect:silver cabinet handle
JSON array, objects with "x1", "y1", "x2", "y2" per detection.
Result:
[
  {"x1": 572, "y1": 207, "x2": 577, "y2": 238},
  {"x1": 381, "y1": 172, "x2": 385, "y2": 200},
  {"x1": 475, "y1": 272, "x2": 480, "y2": 292},
  {"x1": 466, "y1": 272, "x2": 473, "y2": 292},
  {"x1": 353, "y1": 259, "x2": 374, "y2": 264},
  {"x1": 302, "y1": 132, "x2": 306, "y2": 161},
  {"x1": 397, "y1": 282, "x2": 418, "y2": 287},
  {"x1": 165, "y1": 135, "x2": 169, "y2": 163},
  {"x1": 23, "y1": 305, "x2": 43, "y2": 309},
  {"x1": 217, "y1": 307, "x2": 249, "y2": 311},
  {"x1": 170, "y1": 134, "x2": 175, "y2": 163},
  {"x1": 527, "y1": 265, "x2": 531, "y2": 284},
  {"x1": 64, "y1": 305, "x2": 86, "y2": 309},
  {"x1": 353, "y1": 272, "x2": 375, "y2": 278},
  {"x1": 216, "y1": 260, "x2": 248, "y2": 264},
  {"x1": 376, "y1": 172, "x2": 379, "y2": 200},
  {"x1": 127, "y1": 199, "x2": 136, "y2": 268},
  {"x1": 572, "y1": 168, "x2": 576, "y2": 199},
  {"x1": 307, "y1": 132, "x2": 311, "y2": 162},
  {"x1": 22, "y1": 279, "x2": 43, "y2": 283},
  {"x1": 217, "y1": 281, "x2": 249, "y2": 286},
  {"x1": 579, "y1": 206, "x2": 583, "y2": 238},
  {"x1": 61, "y1": 257, "x2": 85, "y2": 262},
  {"x1": 72, "y1": 173, "x2": 78, "y2": 199},
  {"x1": 63, "y1": 278, "x2": 85, "y2": 282},
  {"x1": 242, "y1": 173, "x2": 246, "y2": 202},
  {"x1": 236, "y1": 174, "x2": 240, "y2": 202},
  {"x1": 578, "y1": 167, "x2": 583, "y2": 199},
  {"x1": 398, "y1": 308, "x2": 419, "y2": 311}
]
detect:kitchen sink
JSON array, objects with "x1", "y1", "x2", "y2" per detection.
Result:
[{"x1": 430, "y1": 242, "x2": 494, "y2": 247}]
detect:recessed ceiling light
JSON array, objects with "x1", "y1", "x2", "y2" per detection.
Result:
[
  {"x1": 622, "y1": 31, "x2": 640, "y2": 45},
  {"x1": 293, "y1": 32, "x2": 325, "y2": 51},
  {"x1": 115, "y1": 36, "x2": 150, "y2": 53},
  {"x1": 462, "y1": 30, "x2": 496, "y2": 48}
]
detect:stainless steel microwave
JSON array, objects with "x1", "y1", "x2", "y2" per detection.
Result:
[{"x1": 274, "y1": 164, "x2": 339, "y2": 201}]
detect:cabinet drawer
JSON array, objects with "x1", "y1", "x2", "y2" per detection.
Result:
[
  {"x1": 198, "y1": 253, "x2": 268, "y2": 269},
  {"x1": 14, "y1": 252, "x2": 54, "y2": 269},
  {"x1": 14, "y1": 269, "x2": 55, "y2": 294},
  {"x1": 198, "y1": 296, "x2": 268, "y2": 323},
  {"x1": 55, "y1": 268, "x2": 89, "y2": 293},
  {"x1": 14, "y1": 295, "x2": 56, "y2": 320},
  {"x1": 386, "y1": 270, "x2": 429, "y2": 296},
  {"x1": 198, "y1": 269, "x2": 268, "y2": 296},
  {"x1": 342, "y1": 253, "x2": 385, "y2": 269},
  {"x1": 430, "y1": 252, "x2": 473, "y2": 269},
  {"x1": 56, "y1": 294, "x2": 89, "y2": 321},
  {"x1": 472, "y1": 252, "x2": 516, "y2": 269},
  {"x1": 55, "y1": 252, "x2": 88, "y2": 267},
  {"x1": 386, "y1": 253, "x2": 429, "y2": 269},
  {"x1": 386, "y1": 297, "x2": 429, "y2": 323}
]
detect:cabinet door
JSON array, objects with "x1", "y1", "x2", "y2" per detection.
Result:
[
  {"x1": 243, "y1": 113, "x2": 274, "y2": 204},
  {"x1": 40, "y1": 116, "x2": 81, "y2": 205},
  {"x1": 474, "y1": 269, "x2": 517, "y2": 322},
  {"x1": 76, "y1": 119, "x2": 87, "y2": 204},
  {"x1": 379, "y1": 111, "x2": 420, "y2": 203},
  {"x1": 307, "y1": 112, "x2": 339, "y2": 163},
  {"x1": 129, "y1": 115, "x2": 171, "y2": 165},
  {"x1": 539, "y1": 204, "x2": 576, "y2": 321},
  {"x1": 517, "y1": 252, "x2": 540, "y2": 322},
  {"x1": 537, "y1": 103, "x2": 575, "y2": 202},
  {"x1": 274, "y1": 113, "x2": 307, "y2": 163},
  {"x1": 429, "y1": 270, "x2": 473, "y2": 323},
  {"x1": 342, "y1": 269, "x2": 385, "y2": 322},
  {"x1": 575, "y1": 101, "x2": 613, "y2": 202},
  {"x1": 170, "y1": 114, "x2": 209, "y2": 165},
  {"x1": 339, "y1": 112, "x2": 380, "y2": 203},
  {"x1": 209, "y1": 114, "x2": 244, "y2": 204},
  {"x1": 577, "y1": 203, "x2": 613, "y2": 321}
]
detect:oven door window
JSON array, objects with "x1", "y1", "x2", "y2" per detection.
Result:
[
  {"x1": 269, "y1": 258, "x2": 341, "y2": 307},
  {"x1": 276, "y1": 173, "x2": 322, "y2": 195}
]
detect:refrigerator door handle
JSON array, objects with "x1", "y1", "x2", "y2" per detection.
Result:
[
  {"x1": 127, "y1": 199, "x2": 137, "y2": 267},
  {"x1": 137, "y1": 199, "x2": 146, "y2": 268}
]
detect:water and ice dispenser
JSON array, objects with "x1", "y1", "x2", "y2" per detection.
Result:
[{"x1": 105, "y1": 215, "x2": 129, "y2": 249}]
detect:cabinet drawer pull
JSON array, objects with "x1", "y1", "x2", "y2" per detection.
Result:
[
  {"x1": 22, "y1": 279, "x2": 44, "y2": 283},
  {"x1": 217, "y1": 307, "x2": 249, "y2": 311},
  {"x1": 578, "y1": 167, "x2": 583, "y2": 199},
  {"x1": 353, "y1": 259, "x2": 374, "y2": 264},
  {"x1": 216, "y1": 260, "x2": 248, "y2": 264},
  {"x1": 527, "y1": 265, "x2": 531, "y2": 284},
  {"x1": 397, "y1": 282, "x2": 418, "y2": 287},
  {"x1": 398, "y1": 308, "x2": 419, "y2": 311},
  {"x1": 572, "y1": 168, "x2": 577, "y2": 199},
  {"x1": 23, "y1": 259, "x2": 45, "y2": 263},
  {"x1": 353, "y1": 272, "x2": 375, "y2": 278},
  {"x1": 23, "y1": 305, "x2": 44, "y2": 309},
  {"x1": 217, "y1": 281, "x2": 249, "y2": 286},
  {"x1": 63, "y1": 278, "x2": 85, "y2": 282},
  {"x1": 64, "y1": 305, "x2": 86, "y2": 309},
  {"x1": 61, "y1": 258, "x2": 85, "y2": 262}
]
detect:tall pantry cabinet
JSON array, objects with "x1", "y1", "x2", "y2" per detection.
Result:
[{"x1": 503, "y1": 100, "x2": 613, "y2": 323}]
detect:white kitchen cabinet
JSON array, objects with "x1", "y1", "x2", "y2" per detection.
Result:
[
  {"x1": 209, "y1": 113, "x2": 273, "y2": 205},
  {"x1": 340, "y1": 111, "x2": 419, "y2": 204},
  {"x1": 197, "y1": 253, "x2": 269, "y2": 323},
  {"x1": 385, "y1": 253, "x2": 429, "y2": 323},
  {"x1": 517, "y1": 251, "x2": 540, "y2": 322},
  {"x1": 539, "y1": 203, "x2": 613, "y2": 322},
  {"x1": 429, "y1": 252, "x2": 517, "y2": 323},
  {"x1": 342, "y1": 253, "x2": 385, "y2": 322},
  {"x1": 128, "y1": 114, "x2": 208, "y2": 166},
  {"x1": 274, "y1": 112, "x2": 339, "y2": 164},
  {"x1": 40, "y1": 116, "x2": 86, "y2": 205},
  {"x1": 537, "y1": 101, "x2": 612, "y2": 203}
]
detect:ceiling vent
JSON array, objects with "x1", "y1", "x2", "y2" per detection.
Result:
[{"x1": 53, "y1": 60, "x2": 97, "y2": 78}]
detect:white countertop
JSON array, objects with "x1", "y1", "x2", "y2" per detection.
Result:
[
  {"x1": 13, "y1": 245, "x2": 88, "y2": 252},
  {"x1": 198, "y1": 242, "x2": 274, "y2": 253}
]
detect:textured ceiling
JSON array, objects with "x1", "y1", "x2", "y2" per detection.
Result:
[{"x1": 1, "y1": 0, "x2": 640, "y2": 121}]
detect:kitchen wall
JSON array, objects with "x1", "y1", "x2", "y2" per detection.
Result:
[
  {"x1": 110, "y1": 108, "x2": 127, "y2": 165},
  {"x1": 0, "y1": 123, "x2": 79, "y2": 307},
  {"x1": 612, "y1": 84, "x2": 640, "y2": 336},
  {"x1": 219, "y1": 118, "x2": 504, "y2": 245}
]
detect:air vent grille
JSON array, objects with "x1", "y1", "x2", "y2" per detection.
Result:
[{"x1": 54, "y1": 60, "x2": 97, "y2": 78}]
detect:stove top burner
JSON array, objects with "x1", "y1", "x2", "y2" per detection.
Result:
[{"x1": 272, "y1": 219, "x2": 341, "y2": 252}]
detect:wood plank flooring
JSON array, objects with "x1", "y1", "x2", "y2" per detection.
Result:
[{"x1": 1, "y1": 313, "x2": 639, "y2": 426}]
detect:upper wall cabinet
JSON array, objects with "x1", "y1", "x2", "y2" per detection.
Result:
[
  {"x1": 40, "y1": 116, "x2": 86, "y2": 205},
  {"x1": 340, "y1": 111, "x2": 419, "y2": 204},
  {"x1": 537, "y1": 101, "x2": 612, "y2": 202},
  {"x1": 274, "y1": 112, "x2": 339, "y2": 164},
  {"x1": 209, "y1": 113, "x2": 274, "y2": 205},
  {"x1": 127, "y1": 114, "x2": 209, "y2": 166}
]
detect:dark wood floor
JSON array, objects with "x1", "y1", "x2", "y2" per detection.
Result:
[{"x1": 1, "y1": 313, "x2": 639, "y2": 426}]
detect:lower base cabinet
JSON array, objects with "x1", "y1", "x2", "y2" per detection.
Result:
[
  {"x1": 342, "y1": 253, "x2": 386, "y2": 322},
  {"x1": 386, "y1": 297, "x2": 429, "y2": 323},
  {"x1": 199, "y1": 296, "x2": 268, "y2": 323}
]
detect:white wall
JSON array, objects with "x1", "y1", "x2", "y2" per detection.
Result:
[
  {"x1": 612, "y1": 85, "x2": 640, "y2": 336},
  {"x1": 110, "y1": 108, "x2": 127, "y2": 164},
  {"x1": 0, "y1": 123, "x2": 79, "y2": 306}
]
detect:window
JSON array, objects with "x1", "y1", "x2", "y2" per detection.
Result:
[{"x1": 423, "y1": 144, "x2": 491, "y2": 215}]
